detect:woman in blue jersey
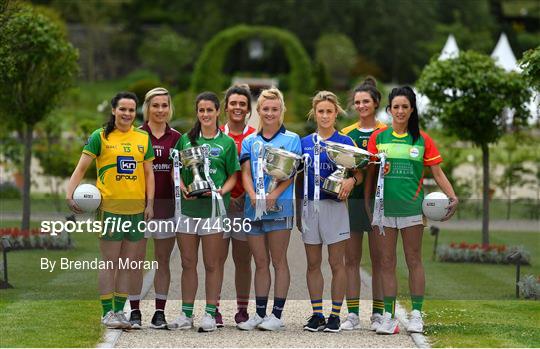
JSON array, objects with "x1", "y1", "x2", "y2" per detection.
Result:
[
  {"x1": 238, "y1": 88, "x2": 301, "y2": 331},
  {"x1": 295, "y1": 91, "x2": 358, "y2": 333}
]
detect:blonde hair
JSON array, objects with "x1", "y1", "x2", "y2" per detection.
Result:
[
  {"x1": 256, "y1": 87, "x2": 286, "y2": 132},
  {"x1": 143, "y1": 87, "x2": 174, "y2": 122},
  {"x1": 307, "y1": 90, "x2": 346, "y2": 120}
]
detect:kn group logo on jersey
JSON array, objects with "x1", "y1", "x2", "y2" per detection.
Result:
[{"x1": 116, "y1": 156, "x2": 138, "y2": 181}]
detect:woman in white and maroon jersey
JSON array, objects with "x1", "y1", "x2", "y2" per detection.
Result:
[
  {"x1": 129, "y1": 87, "x2": 181, "y2": 329},
  {"x1": 215, "y1": 84, "x2": 256, "y2": 326}
]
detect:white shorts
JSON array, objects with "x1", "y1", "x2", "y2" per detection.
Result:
[
  {"x1": 376, "y1": 215, "x2": 425, "y2": 230},
  {"x1": 176, "y1": 215, "x2": 223, "y2": 236},
  {"x1": 144, "y1": 218, "x2": 176, "y2": 239},
  {"x1": 301, "y1": 200, "x2": 350, "y2": 245}
]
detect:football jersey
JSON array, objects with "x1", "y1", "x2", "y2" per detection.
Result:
[
  {"x1": 240, "y1": 125, "x2": 302, "y2": 220},
  {"x1": 301, "y1": 131, "x2": 355, "y2": 200},
  {"x1": 140, "y1": 122, "x2": 181, "y2": 219},
  {"x1": 174, "y1": 131, "x2": 240, "y2": 218},
  {"x1": 83, "y1": 127, "x2": 155, "y2": 214},
  {"x1": 220, "y1": 124, "x2": 256, "y2": 198},
  {"x1": 367, "y1": 128, "x2": 442, "y2": 217}
]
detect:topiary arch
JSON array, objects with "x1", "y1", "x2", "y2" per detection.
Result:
[{"x1": 191, "y1": 25, "x2": 313, "y2": 95}]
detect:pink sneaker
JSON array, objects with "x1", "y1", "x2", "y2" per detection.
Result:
[
  {"x1": 234, "y1": 309, "x2": 249, "y2": 324},
  {"x1": 215, "y1": 310, "x2": 224, "y2": 328}
]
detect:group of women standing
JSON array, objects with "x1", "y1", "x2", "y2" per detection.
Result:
[{"x1": 66, "y1": 78, "x2": 458, "y2": 335}]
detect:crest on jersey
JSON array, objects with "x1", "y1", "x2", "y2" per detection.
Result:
[
  {"x1": 209, "y1": 147, "x2": 221, "y2": 157},
  {"x1": 384, "y1": 161, "x2": 391, "y2": 175},
  {"x1": 138, "y1": 145, "x2": 144, "y2": 153}
]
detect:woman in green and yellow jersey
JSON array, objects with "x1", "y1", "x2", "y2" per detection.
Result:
[
  {"x1": 340, "y1": 77, "x2": 386, "y2": 331},
  {"x1": 66, "y1": 91, "x2": 155, "y2": 329},
  {"x1": 366, "y1": 86, "x2": 458, "y2": 335}
]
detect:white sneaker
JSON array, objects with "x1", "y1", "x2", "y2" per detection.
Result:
[
  {"x1": 376, "y1": 312, "x2": 399, "y2": 335},
  {"x1": 168, "y1": 312, "x2": 194, "y2": 330},
  {"x1": 114, "y1": 311, "x2": 132, "y2": 329},
  {"x1": 257, "y1": 313, "x2": 284, "y2": 331},
  {"x1": 340, "y1": 313, "x2": 360, "y2": 330},
  {"x1": 199, "y1": 313, "x2": 217, "y2": 332},
  {"x1": 370, "y1": 313, "x2": 384, "y2": 331},
  {"x1": 407, "y1": 310, "x2": 424, "y2": 333},
  {"x1": 101, "y1": 310, "x2": 123, "y2": 329},
  {"x1": 237, "y1": 313, "x2": 264, "y2": 331}
]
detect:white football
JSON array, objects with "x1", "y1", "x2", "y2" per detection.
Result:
[
  {"x1": 422, "y1": 191, "x2": 449, "y2": 221},
  {"x1": 73, "y1": 184, "x2": 102, "y2": 212}
]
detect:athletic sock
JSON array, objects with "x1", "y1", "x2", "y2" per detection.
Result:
[
  {"x1": 411, "y1": 295, "x2": 424, "y2": 312},
  {"x1": 100, "y1": 293, "x2": 113, "y2": 316},
  {"x1": 205, "y1": 304, "x2": 217, "y2": 317},
  {"x1": 272, "y1": 297, "x2": 286, "y2": 319},
  {"x1": 155, "y1": 293, "x2": 167, "y2": 311},
  {"x1": 182, "y1": 302, "x2": 194, "y2": 318},
  {"x1": 372, "y1": 299, "x2": 385, "y2": 315},
  {"x1": 237, "y1": 295, "x2": 249, "y2": 312},
  {"x1": 311, "y1": 299, "x2": 324, "y2": 318},
  {"x1": 113, "y1": 292, "x2": 128, "y2": 312},
  {"x1": 330, "y1": 301, "x2": 342, "y2": 317},
  {"x1": 384, "y1": 296, "x2": 396, "y2": 318},
  {"x1": 128, "y1": 295, "x2": 140, "y2": 310},
  {"x1": 346, "y1": 297, "x2": 359, "y2": 315},
  {"x1": 255, "y1": 296, "x2": 268, "y2": 318}
]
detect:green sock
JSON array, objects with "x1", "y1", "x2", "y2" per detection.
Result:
[
  {"x1": 113, "y1": 292, "x2": 128, "y2": 312},
  {"x1": 411, "y1": 295, "x2": 424, "y2": 312},
  {"x1": 384, "y1": 296, "x2": 396, "y2": 318},
  {"x1": 372, "y1": 299, "x2": 385, "y2": 315},
  {"x1": 100, "y1": 293, "x2": 113, "y2": 316},
  {"x1": 182, "y1": 302, "x2": 194, "y2": 318},
  {"x1": 205, "y1": 303, "x2": 217, "y2": 317},
  {"x1": 346, "y1": 298, "x2": 359, "y2": 315}
]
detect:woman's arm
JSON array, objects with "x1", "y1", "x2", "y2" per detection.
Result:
[
  {"x1": 430, "y1": 164, "x2": 459, "y2": 221},
  {"x1": 241, "y1": 161, "x2": 256, "y2": 207},
  {"x1": 218, "y1": 171, "x2": 238, "y2": 196},
  {"x1": 143, "y1": 161, "x2": 155, "y2": 221},
  {"x1": 65, "y1": 154, "x2": 94, "y2": 213}
]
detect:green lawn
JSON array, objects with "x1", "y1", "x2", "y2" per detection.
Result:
[
  {"x1": 0, "y1": 222, "x2": 155, "y2": 347},
  {"x1": 361, "y1": 229, "x2": 540, "y2": 347}
]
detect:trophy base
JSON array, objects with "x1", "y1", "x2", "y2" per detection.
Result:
[
  {"x1": 322, "y1": 176, "x2": 343, "y2": 196},
  {"x1": 187, "y1": 181, "x2": 211, "y2": 198}
]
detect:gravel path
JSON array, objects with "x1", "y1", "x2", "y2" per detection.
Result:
[{"x1": 113, "y1": 229, "x2": 416, "y2": 348}]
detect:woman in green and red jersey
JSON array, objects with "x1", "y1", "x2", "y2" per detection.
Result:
[
  {"x1": 366, "y1": 86, "x2": 458, "y2": 335},
  {"x1": 340, "y1": 77, "x2": 386, "y2": 331}
]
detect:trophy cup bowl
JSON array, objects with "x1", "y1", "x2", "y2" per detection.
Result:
[
  {"x1": 321, "y1": 140, "x2": 373, "y2": 196},
  {"x1": 263, "y1": 145, "x2": 302, "y2": 211},
  {"x1": 179, "y1": 145, "x2": 211, "y2": 197}
]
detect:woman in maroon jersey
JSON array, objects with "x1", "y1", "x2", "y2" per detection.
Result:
[
  {"x1": 128, "y1": 87, "x2": 181, "y2": 329},
  {"x1": 214, "y1": 84, "x2": 256, "y2": 326}
]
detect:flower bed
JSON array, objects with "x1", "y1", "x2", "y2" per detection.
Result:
[
  {"x1": 0, "y1": 228, "x2": 72, "y2": 250},
  {"x1": 437, "y1": 242, "x2": 530, "y2": 265}
]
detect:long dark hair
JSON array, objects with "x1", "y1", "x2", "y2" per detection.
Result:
[
  {"x1": 188, "y1": 91, "x2": 220, "y2": 145},
  {"x1": 104, "y1": 91, "x2": 138, "y2": 139},
  {"x1": 386, "y1": 86, "x2": 420, "y2": 144},
  {"x1": 351, "y1": 76, "x2": 381, "y2": 109},
  {"x1": 224, "y1": 84, "x2": 252, "y2": 117}
]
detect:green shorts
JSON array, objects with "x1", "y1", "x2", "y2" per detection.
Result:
[
  {"x1": 348, "y1": 198, "x2": 372, "y2": 233},
  {"x1": 97, "y1": 210, "x2": 145, "y2": 242}
]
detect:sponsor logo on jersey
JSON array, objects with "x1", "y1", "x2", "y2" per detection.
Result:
[
  {"x1": 116, "y1": 156, "x2": 138, "y2": 181},
  {"x1": 409, "y1": 147, "x2": 420, "y2": 158},
  {"x1": 153, "y1": 163, "x2": 171, "y2": 171}
]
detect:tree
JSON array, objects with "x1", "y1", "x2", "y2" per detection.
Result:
[
  {"x1": 0, "y1": 4, "x2": 79, "y2": 230},
  {"x1": 138, "y1": 26, "x2": 197, "y2": 85},
  {"x1": 315, "y1": 33, "x2": 357, "y2": 90},
  {"x1": 520, "y1": 46, "x2": 540, "y2": 91},
  {"x1": 417, "y1": 51, "x2": 530, "y2": 245}
]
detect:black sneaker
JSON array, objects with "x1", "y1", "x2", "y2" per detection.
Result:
[
  {"x1": 324, "y1": 314, "x2": 341, "y2": 333},
  {"x1": 129, "y1": 309, "x2": 142, "y2": 329},
  {"x1": 303, "y1": 314, "x2": 326, "y2": 332},
  {"x1": 150, "y1": 310, "x2": 168, "y2": 329}
]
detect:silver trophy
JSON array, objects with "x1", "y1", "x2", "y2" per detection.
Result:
[
  {"x1": 179, "y1": 145, "x2": 211, "y2": 197},
  {"x1": 263, "y1": 145, "x2": 303, "y2": 211},
  {"x1": 321, "y1": 140, "x2": 373, "y2": 196}
]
